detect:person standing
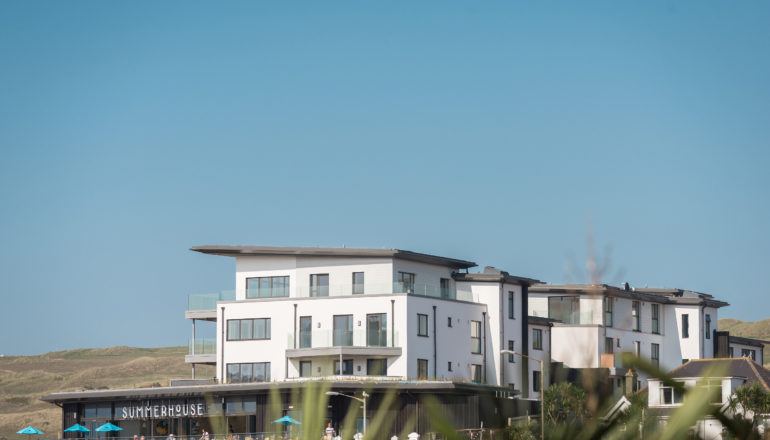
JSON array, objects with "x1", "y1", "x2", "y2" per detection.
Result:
[{"x1": 324, "y1": 423, "x2": 334, "y2": 440}]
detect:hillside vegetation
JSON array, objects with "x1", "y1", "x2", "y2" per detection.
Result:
[
  {"x1": 0, "y1": 346, "x2": 213, "y2": 440},
  {"x1": 719, "y1": 318, "x2": 770, "y2": 366}
]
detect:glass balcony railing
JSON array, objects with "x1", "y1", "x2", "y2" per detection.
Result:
[
  {"x1": 188, "y1": 337, "x2": 216, "y2": 355},
  {"x1": 187, "y1": 290, "x2": 235, "y2": 311},
  {"x1": 294, "y1": 282, "x2": 474, "y2": 301},
  {"x1": 287, "y1": 329, "x2": 399, "y2": 349}
]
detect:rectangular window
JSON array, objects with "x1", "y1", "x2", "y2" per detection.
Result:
[
  {"x1": 417, "y1": 359, "x2": 429, "y2": 379},
  {"x1": 634, "y1": 341, "x2": 641, "y2": 357},
  {"x1": 651, "y1": 304, "x2": 660, "y2": 334},
  {"x1": 366, "y1": 313, "x2": 387, "y2": 347},
  {"x1": 651, "y1": 343, "x2": 660, "y2": 367},
  {"x1": 605, "y1": 337, "x2": 614, "y2": 354},
  {"x1": 697, "y1": 378, "x2": 723, "y2": 404},
  {"x1": 533, "y1": 370, "x2": 542, "y2": 392},
  {"x1": 660, "y1": 384, "x2": 684, "y2": 405},
  {"x1": 532, "y1": 329, "x2": 543, "y2": 351},
  {"x1": 471, "y1": 320, "x2": 482, "y2": 354},
  {"x1": 333, "y1": 315, "x2": 353, "y2": 346},
  {"x1": 398, "y1": 272, "x2": 416, "y2": 293},
  {"x1": 447, "y1": 317, "x2": 453, "y2": 327},
  {"x1": 729, "y1": 347, "x2": 734, "y2": 357},
  {"x1": 604, "y1": 297, "x2": 613, "y2": 327},
  {"x1": 508, "y1": 340, "x2": 515, "y2": 363},
  {"x1": 705, "y1": 314, "x2": 711, "y2": 339},
  {"x1": 299, "y1": 361, "x2": 312, "y2": 378},
  {"x1": 508, "y1": 291, "x2": 515, "y2": 319},
  {"x1": 226, "y1": 362, "x2": 270, "y2": 383},
  {"x1": 471, "y1": 364, "x2": 482, "y2": 383},
  {"x1": 310, "y1": 274, "x2": 330, "y2": 297},
  {"x1": 682, "y1": 314, "x2": 689, "y2": 338},
  {"x1": 632, "y1": 301, "x2": 641, "y2": 331},
  {"x1": 334, "y1": 359, "x2": 353, "y2": 375},
  {"x1": 227, "y1": 318, "x2": 270, "y2": 341},
  {"x1": 448, "y1": 361, "x2": 453, "y2": 372},
  {"x1": 417, "y1": 313, "x2": 429, "y2": 337},
  {"x1": 741, "y1": 349, "x2": 756, "y2": 361},
  {"x1": 299, "y1": 316, "x2": 312, "y2": 348},
  {"x1": 246, "y1": 276, "x2": 289, "y2": 298},
  {"x1": 367, "y1": 359, "x2": 387, "y2": 376},
  {"x1": 440, "y1": 278, "x2": 451, "y2": 298},
  {"x1": 352, "y1": 272, "x2": 365, "y2": 294}
]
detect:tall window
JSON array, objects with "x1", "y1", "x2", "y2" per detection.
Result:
[
  {"x1": 352, "y1": 272, "x2": 365, "y2": 294},
  {"x1": 632, "y1": 301, "x2": 641, "y2": 331},
  {"x1": 634, "y1": 341, "x2": 641, "y2": 357},
  {"x1": 417, "y1": 359, "x2": 429, "y2": 379},
  {"x1": 227, "y1": 318, "x2": 271, "y2": 341},
  {"x1": 651, "y1": 343, "x2": 660, "y2": 367},
  {"x1": 367, "y1": 359, "x2": 387, "y2": 376},
  {"x1": 532, "y1": 328, "x2": 543, "y2": 350},
  {"x1": 729, "y1": 347, "x2": 734, "y2": 357},
  {"x1": 398, "y1": 272, "x2": 416, "y2": 293},
  {"x1": 333, "y1": 315, "x2": 353, "y2": 346},
  {"x1": 470, "y1": 364, "x2": 482, "y2": 383},
  {"x1": 508, "y1": 291, "x2": 515, "y2": 319},
  {"x1": 417, "y1": 314, "x2": 429, "y2": 337},
  {"x1": 447, "y1": 317, "x2": 453, "y2": 327},
  {"x1": 440, "y1": 278, "x2": 451, "y2": 298},
  {"x1": 299, "y1": 361, "x2": 312, "y2": 378},
  {"x1": 604, "y1": 337, "x2": 614, "y2": 354},
  {"x1": 508, "y1": 340, "x2": 515, "y2": 363},
  {"x1": 471, "y1": 320, "x2": 482, "y2": 354},
  {"x1": 651, "y1": 304, "x2": 660, "y2": 334},
  {"x1": 246, "y1": 276, "x2": 289, "y2": 298},
  {"x1": 227, "y1": 362, "x2": 270, "y2": 383},
  {"x1": 366, "y1": 313, "x2": 387, "y2": 347},
  {"x1": 310, "y1": 274, "x2": 329, "y2": 297},
  {"x1": 705, "y1": 314, "x2": 711, "y2": 339},
  {"x1": 334, "y1": 359, "x2": 353, "y2": 375},
  {"x1": 533, "y1": 370, "x2": 542, "y2": 392},
  {"x1": 604, "y1": 297, "x2": 613, "y2": 327},
  {"x1": 682, "y1": 314, "x2": 689, "y2": 338},
  {"x1": 299, "y1": 316, "x2": 312, "y2": 348}
]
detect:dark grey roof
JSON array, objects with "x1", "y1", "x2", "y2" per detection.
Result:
[
  {"x1": 633, "y1": 287, "x2": 729, "y2": 308},
  {"x1": 191, "y1": 245, "x2": 476, "y2": 269},
  {"x1": 729, "y1": 335, "x2": 768, "y2": 348},
  {"x1": 530, "y1": 284, "x2": 729, "y2": 308},
  {"x1": 528, "y1": 315, "x2": 557, "y2": 326},
  {"x1": 667, "y1": 358, "x2": 770, "y2": 391},
  {"x1": 452, "y1": 266, "x2": 542, "y2": 286}
]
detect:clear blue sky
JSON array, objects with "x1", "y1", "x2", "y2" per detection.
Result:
[{"x1": 1, "y1": 1, "x2": 768, "y2": 355}]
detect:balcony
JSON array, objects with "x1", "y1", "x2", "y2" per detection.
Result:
[
  {"x1": 295, "y1": 282, "x2": 474, "y2": 302},
  {"x1": 185, "y1": 337, "x2": 216, "y2": 364},
  {"x1": 186, "y1": 290, "x2": 235, "y2": 319},
  {"x1": 285, "y1": 329, "x2": 401, "y2": 359}
]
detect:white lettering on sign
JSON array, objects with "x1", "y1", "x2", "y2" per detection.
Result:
[{"x1": 118, "y1": 402, "x2": 207, "y2": 420}]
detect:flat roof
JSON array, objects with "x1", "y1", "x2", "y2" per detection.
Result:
[
  {"x1": 452, "y1": 266, "x2": 542, "y2": 286},
  {"x1": 191, "y1": 245, "x2": 477, "y2": 269},
  {"x1": 729, "y1": 335, "x2": 768, "y2": 348},
  {"x1": 530, "y1": 283, "x2": 729, "y2": 308}
]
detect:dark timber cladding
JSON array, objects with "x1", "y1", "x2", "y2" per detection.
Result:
[{"x1": 44, "y1": 382, "x2": 530, "y2": 436}]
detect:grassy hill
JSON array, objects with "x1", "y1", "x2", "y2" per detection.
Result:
[
  {"x1": 0, "y1": 346, "x2": 213, "y2": 440},
  {"x1": 719, "y1": 318, "x2": 770, "y2": 366}
]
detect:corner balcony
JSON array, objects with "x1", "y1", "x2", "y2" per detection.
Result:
[
  {"x1": 185, "y1": 290, "x2": 235, "y2": 319},
  {"x1": 185, "y1": 337, "x2": 216, "y2": 364},
  {"x1": 285, "y1": 329, "x2": 401, "y2": 359}
]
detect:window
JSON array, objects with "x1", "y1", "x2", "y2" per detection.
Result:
[
  {"x1": 632, "y1": 301, "x2": 641, "y2": 331},
  {"x1": 246, "y1": 276, "x2": 289, "y2": 298},
  {"x1": 334, "y1": 359, "x2": 353, "y2": 375},
  {"x1": 604, "y1": 297, "x2": 613, "y2": 327},
  {"x1": 299, "y1": 316, "x2": 312, "y2": 348},
  {"x1": 697, "y1": 378, "x2": 723, "y2": 404},
  {"x1": 299, "y1": 361, "x2": 312, "y2": 378},
  {"x1": 448, "y1": 361, "x2": 453, "y2": 372},
  {"x1": 508, "y1": 340, "x2": 515, "y2": 363},
  {"x1": 470, "y1": 364, "x2": 482, "y2": 383},
  {"x1": 417, "y1": 359, "x2": 429, "y2": 379},
  {"x1": 660, "y1": 383, "x2": 685, "y2": 405},
  {"x1": 741, "y1": 349, "x2": 756, "y2": 361},
  {"x1": 682, "y1": 359, "x2": 689, "y2": 364},
  {"x1": 651, "y1": 343, "x2": 660, "y2": 367},
  {"x1": 682, "y1": 314, "x2": 689, "y2": 338},
  {"x1": 532, "y1": 329, "x2": 543, "y2": 351},
  {"x1": 417, "y1": 314, "x2": 429, "y2": 337},
  {"x1": 333, "y1": 315, "x2": 353, "y2": 346},
  {"x1": 440, "y1": 278, "x2": 451, "y2": 298},
  {"x1": 398, "y1": 272, "x2": 416, "y2": 293},
  {"x1": 227, "y1": 318, "x2": 271, "y2": 341},
  {"x1": 729, "y1": 347, "x2": 734, "y2": 357},
  {"x1": 367, "y1": 359, "x2": 387, "y2": 376},
  {"x1": 634, "y1": 341, "x2": 641, "y2": 357},
  {"x1": 447, "y1": 317, "x2": 453, "y2": 327},
  {"x1": 533, "y1": 370, "x2": 542, "y2": 392},
  {"x1": 366, "y1": 313, "x2": 387, "y2": 347},
  {"x1": 705, "y1": 314, "x2": 711, "y2": 339},
  {"x1": 227, "y1": 362, "x2": 270, "y2": 383},
  {"x1": 508, "y1": 291, "x2": 515, "y2": 319},
  {"x1": 605, "y1": 337, "x2": 614, "y2": 354},
  {"x1": 352, "y1": 272, "x2": 365, "y2": 294},
  {"x1": 310, "y1": 274, "x2": 329, "y2": 297},
  {"x1": 651, "y1": 304, "x2": 660, "y2": 334},
  {"x1": 471, "y1": 320, "x2": 482, "y2": 354}
]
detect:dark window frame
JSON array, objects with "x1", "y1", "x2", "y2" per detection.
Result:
[
  {"x1": 604, "y1": 297, "x2": 613, "y2": 327},
  {"x1": 533, "y1": 370, "x2": 542, "y2": 392},
  {"x1": 310, "y1": 273, "x2": 330, "y2": 297},
  {"x1": 705, "y1": 314, "x2": 711, "y2": 339},
  {"x1": 632, "y1": 301, "x2": 641, "y2": 332},
  {"x1": 651, "y1": 304, "x2": 660, "y2": 334},
  {"x1": 682, "y1": 314, "x2": 690, "y2": 339},
  {"x1": 508, "y1": 340, "x2": 515, "y2": 363},
  {"x1": 417, "y1": 358, "x2": 429, "y2": 379},
  {"x1": 508, "y1": 291, "x2": 515, "y2": 319},
  {"x1": 299, "y1": 361, "x2": 312, "y2": 378},
  {"x1": 651, "y1": 343, "x2": 660, "y2": 367},
  {"x1": 417, "y1": 313, "x2": 429, "y2": 337},
  {"x1": 471, "y1": 320, "x2": 482, "y2": 354},
  {"x1": 226, "y1": 318, "x2": 271, "y2": 341},
  {"x1": 352, "y1": 272, "x2": 365, "y2": 295},
  {"x1": 532, "y1": 328, "x2": 543, "y2": 351},
  {"x1": 333, "y1": 314, "x2": 354, "y2": 346},
  {"x1": 299, "y1": 316, "x2": 312, "y2": 348},
  {"x1": 245, "y1": 276, "x2": 290, "y2": 298}
]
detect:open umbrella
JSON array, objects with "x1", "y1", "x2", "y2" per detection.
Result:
[
  {"x1": 17, "y1": 427, "x2": 44, "y2": 435},
  {"x1": 94, "y1": 423, "x2": 122, "y2": 433},
  {"x1": 64, "y1": 424, "x2": 90, "y2": 433},
  {"x1": 272, "y1": 416, "x2": 301, "y2": 426}
]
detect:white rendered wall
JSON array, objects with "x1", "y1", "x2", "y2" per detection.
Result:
[
  {"x1": 550, "y1": 325, "x2": 601, "y2": 368},
  {"x1": 527, "y1": 323, "x2": 551, "y2": 399}
]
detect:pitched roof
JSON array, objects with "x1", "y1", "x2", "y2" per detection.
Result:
[
  {"x1": 191, "y1": 245, "x2": 477, "y2": 269},
  {"x1": 666, "y1": 358, "x2": 770, "y2": 391}
]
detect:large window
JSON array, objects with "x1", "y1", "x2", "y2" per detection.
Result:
[
  {"x1": 705, "y1": 314, "x2": 711, "y2": 339},
  {"x1": 227, "y1": 318, "x2": 271, "y2": 341},
  {"x1": 651, "y1": 343, "x2": 660, "y2": 367},
  {"x1": 651, "y1": 304, "x2": 660, "y2": 334},
  {"x1": 741, "y1": 349, "x2": 757, "y2": 361},
  {"x1": 333, "y1": 315, "x2": 353, "y2": 346},
  {"x1": 632, "y1": 301, "x2": 641, "y2": 331},
  {"x1": 508, "y1": 291, "x2": 515, "y2": 319},
  {"x1": 352, "y1": 272, "x2": 365, "y2": 294},
  {"x1": 246, "y1": 276, "x2": 289, "y2": 298},
  {"x1": 227, "y1": 362, "x2": 270, "y2": 383},
  {"x1": 417, "y1": 359, "x2": 429, "y2": 379},
  {"x1": 334, "y1": 359, "x2": 353, "y2": 375},
  {"x1": 310, "y1": 274, "x2": 329, "y2": 297},
  {"x1": 471, "y1": 364, "x2": 482, "y2": 383},
  {"x1": 660, "y1": 383, "x2": 685, "y2": 405},
  {"x1": 398, "y1": 272, "x2": 416, "y2": 293},
  {"x1": 604, "y1": 297, "x2": 613, "y2": 327},
  {"x1": 366, "y1": 313, "x2": 387, "y2": 347},
  {"x1": 533, "y1": 370, "x2": 542, "y2": 392},
  {"x1": 299, "y1": 316, "x2": 312, "y2": 348},
  {"x1": 508, "y1": 340, "x2": 515, "y2": 363},
  {"x1": 471, "y1": 320, "x2": 482, "y2": 354},
  {"x1": 367, "y1": 359, "x2": 387, "y2": 376},
  {"x1": 417, "y1": 313, "x2": 429, "y2": 337},
  {"x1": 532, "y1": 328, "x2": 543, "y2": 351},
  {"x1": 299, "y1": 361, "x2": 312, "y2": 378},
  {"x1": 682, "y1": 314, "x2": 689, "y2": 339},
  {"x1": 440, "y1": 278, "x2": 451, "y2": 298}
]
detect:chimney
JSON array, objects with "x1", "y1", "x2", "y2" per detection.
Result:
[{"x1": 625, "y1": 369, "x2": 637, "y2": 396}]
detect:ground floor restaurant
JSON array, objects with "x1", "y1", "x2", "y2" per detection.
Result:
[{"x1": 44, "y1": 381, "x2": 536, "y2": 439}]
